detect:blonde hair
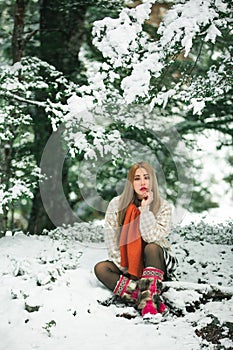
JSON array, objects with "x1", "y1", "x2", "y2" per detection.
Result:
[{"x1": 117, "y1": 162, "x2": 161, "y2": 227}]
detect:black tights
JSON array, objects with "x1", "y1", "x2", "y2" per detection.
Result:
[{"x1": 94, "y1": 243, "x2": 166, "y2": 291}]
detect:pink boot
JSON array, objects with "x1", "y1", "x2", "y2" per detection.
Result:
[
  {"x1": 137, "y1": 267, "x2": 167, "y2": 317},
  {"x1": 113, "y1": 275, "x2": 139, "y2": 304}
]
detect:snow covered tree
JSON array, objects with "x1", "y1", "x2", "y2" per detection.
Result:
[
  {"x1": 0, "y1": 0, "x2": 126, "y2": 234},
  {"x1": 0, "y1": 0, "x2": 232, "y2": 235},
  {"x1": 84, "y1": 0, "x2": 232, "y2": 141},
  {"x1": 71, "y1": 0, "x2": 232, "y2": 212}
]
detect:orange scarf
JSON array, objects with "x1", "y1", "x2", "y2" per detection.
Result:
[{"x1": 120, "y1": 203, "x2": 144, "y2": 279}]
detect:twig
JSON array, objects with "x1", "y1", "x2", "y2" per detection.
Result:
[{"x1": 189, "y1": 38, "x2": 205, "y2": 77}]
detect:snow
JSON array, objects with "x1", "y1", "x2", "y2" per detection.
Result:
[
  {"x1": 190, "y1": 98, "x2": 206, "y2": 115},
  {"x1": 0, "y1": 218, "x2": 232, "y2": 350},
  {"x1": 205, "y1": 23, "x2": 222, "y2": 43}
]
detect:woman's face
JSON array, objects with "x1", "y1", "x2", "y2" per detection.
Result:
[{"x1": 133, "y1": 167, "x2": 150, "y2": 199}]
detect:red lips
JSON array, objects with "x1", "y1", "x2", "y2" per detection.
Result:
[{"x1": 140, "y1": 186, "x2": 147, "y2": 191}]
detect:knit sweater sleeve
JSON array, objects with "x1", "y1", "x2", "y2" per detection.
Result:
[
  {"x1": 138, "y1": 199, "x2": 172, "y2": 247},
  {"x1": 104, "y1": 196, "x2": 122, "y2": 267}
]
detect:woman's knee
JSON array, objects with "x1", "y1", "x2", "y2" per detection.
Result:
[
  {"x1": 94, "y1": 260, "x2": 120, "y2": 280},
  {"x1": 144, "y1": 243, "x2": 163, "y2": 258},
  {"x1": 94, "y1": 261, "x2": 106, "y2": 279},
  {"x1": 144, "y1": 243, "x2": 166, "y2": 272}
]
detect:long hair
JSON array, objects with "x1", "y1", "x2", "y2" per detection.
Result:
[{"x1": 117, "y1": 162, "x2": 161, "y2": 227}]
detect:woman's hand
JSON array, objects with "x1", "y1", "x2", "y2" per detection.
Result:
[{"x1": 141, "y1": 190, "x2": 153, "y2": 207}]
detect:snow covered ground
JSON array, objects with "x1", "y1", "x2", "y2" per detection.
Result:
[{"x1": 0, "y1": 218, "x2": 232, "y2": 350}]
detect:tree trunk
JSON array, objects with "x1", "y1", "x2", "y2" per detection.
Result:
[
  {"x1": 27, "y1": 104, "x2": 55, "y2": 234},
  {"x1": 28, "y1": 0, "x2": 87, "y2": 234},
  {"x1": 0, "y1": 0, "x2": 25, "y2": 236},
  {"x1": 12, "y1": 0, "x2": 25, "y2": 63},
  {"x1": 40, "y1": 0, "x2": 87, "y2": 80}
]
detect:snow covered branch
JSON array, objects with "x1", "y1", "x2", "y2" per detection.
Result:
[
  {"x1": 90, "y1": 0, "x2": 231, "y2": 111},
  {"x1": 0, "y1": 90, "x2": 46, "y2": 107}
]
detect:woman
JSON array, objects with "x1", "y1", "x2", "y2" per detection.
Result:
[{"x1": 94, "y1": 161, "x2": 177, "y2": 318}]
